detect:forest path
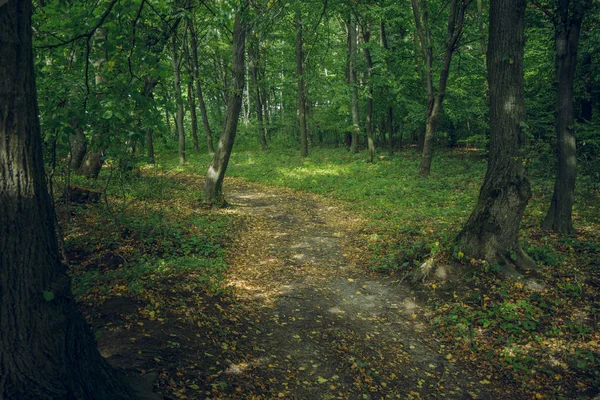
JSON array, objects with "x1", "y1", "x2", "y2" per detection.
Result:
[
  {"x1": 198, "y1": 177, "x2": 493, "y2": 399},
  {"x1": 93, "y1": 175, "x2": 498, "y2": 399}
]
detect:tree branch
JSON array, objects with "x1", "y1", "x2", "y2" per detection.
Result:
[{"x1": 40, "y1": 0, "x2": 119, "y2": 49}]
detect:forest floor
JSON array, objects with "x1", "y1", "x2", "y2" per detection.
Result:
[{"x1": 66, "y1": 172, "x2": 539, "y2": 400}]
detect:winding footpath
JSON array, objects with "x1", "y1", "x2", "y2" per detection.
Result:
[{"x1": 210, "y1": 178, "x2": 493, "y2": 399}]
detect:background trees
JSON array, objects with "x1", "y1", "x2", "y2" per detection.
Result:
[{"x1": 25, "y1": 0, "x2": 599, "y2": 256}]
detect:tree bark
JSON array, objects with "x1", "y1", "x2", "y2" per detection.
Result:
[
  {"x1": 204, "y1": 11, "x2": 246, "y2": 206},
  {"x1": 296, "y1": 7, "x2": 309, "y2": 158},
  {"x1": 188, "y1": 21, "x2": 215, "y2": 155},
  {"x1": 170, "y1": 28, "x2": 186, "y2": 165},
  {"x1": 69, "y1": 121, "x2": 88, "y2": 170},
  {"x1": 143, "y1": 77, "x2": 158, "y2": 164},
  {"x1": 456, "y1": 0, "x2": 536, "y2": 271},
  {"x1": 380, "y1": 20, "x2": 395, "y2": 153},
  {"x1": 0, "y1": 2, "x2": 135, "y2": 398},
  {"x1": 187, "y1": 77, "x2": 200, "y2": 153},
  {"x1": 542, "y1": 0, "x2": 587, "y2": 234},
  {"x1": 362, "y1": 19, "x2": 375, "y2": 163},
  {"x1": 249, "y1": 31, "x2": 268, "y2": 150},
  {"x1": 347, "y1": 16, "x2": 360, "y2": 154}
]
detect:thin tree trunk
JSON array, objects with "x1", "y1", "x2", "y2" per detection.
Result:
[
  {"x1": 417, "y1": 0, "x2": 471, "y2": 177},
  {"x1": 249, "y1": 31, "x2": 268, "y2": 150},
  {"x1": 146, "y1": 127, "x2": 155, "y2": 164},
  {"x1": 143, "y1": 77, "x2": 158, "y2": 164},
  {"x1": 296, "y1": 8, "x2": 309, "y2": 158},
  {"x1": 187, "y1": 79, "x2": 199, "y2": 152},
  {"x1": 243, "y1": 59, "x2": 251, "y2": 125},
  {"x1": 188, "y1": 21, "x2": 215, "y2": 155},
  {"x1": 204, "y1": 11, "x2": 246, "y2": 206},
  {"x1": 542, "y1": 0, "x2": 587, "y2": 234},
  {"x1": 348, "y1": 16, "x2": 360, "y2": 154},
  {"x1": 171, "y1": 30, "x2": 186, "y2": 165},
  {"x1": 363, "y1": 19, "x2": 375, "y2": 162},
  {"x1": 456, "y1": 0, "x2": 536, "y2": 272},
  {"x1": 78, "y1": 28, "x2": 108, "y2": 179},
  {"x1": 380, "y1": 21, "x2": 395, "y2": 153},
  {"x1": 0, "y1": 3, "x2": 135, "y2": 398}
]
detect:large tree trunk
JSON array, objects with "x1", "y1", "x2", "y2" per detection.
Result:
[
  {"x1": 0, "y1": 3, "x2": 135, "y2": 398},
  {"x1": 188, "y1": 21, "x2": 215, "y2": 155},
  {"x1": 249, "y1": 31, "x2": 268, "y2": 150},
  {"x1": 456, "y1": 0, "x2": 536, "y2": 271},
  {"x1": 170, "y1": 30, "x2": 186, "y2": 165},
  {"x1": 542, "y1": 0, "x2": 587, "y2": 234},
  {"x1": 204, "y1": 11, "x2": 246, "y2": 206},
  {"x1": 347, "y1": 16, "x2": 360, "y2": 154},
  {"x1": 296, "y1": 8, "x2": 309, "y2": 158},
  {"x1": 363, "y1": 19, "x2": 375, "y2": 163},
  {"x1": 416, "y1": 0, "x2": 471, "y2": 177}
]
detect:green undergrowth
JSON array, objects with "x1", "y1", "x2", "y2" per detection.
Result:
[
  {"x1": 57, "y1": 166, "x2": 235, "y2": 303},
  {"x1": 162, "y1": 144, "x2": 600, "y2": 397}
]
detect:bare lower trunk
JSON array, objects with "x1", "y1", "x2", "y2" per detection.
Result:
[
  {"x1": 69, "y1": 124, "x2": 87, "y2": 170},
  {"x1": 249, "y1": 32, "x2": 268, "y2": 150},
  {"x1": 456, "y1": 0, "x2": 535, "y2": 271},
  {"x1": 363, "y1": 19, "x2": 375, "y2": 163},
  {"x1": 542, "y1": 0, "x2": 586, "y2": 234},
  {"x1": 171, "y1": 33, "x2": 186, "y2": 165},
  {"x1": 204, "y1": 12, "x2": 246, "y2": 206},
  {"x1": 347, "y1": 16, "x2": 360, "y2": 154},
  {"x1": 0, "y1": 3, "x2": 135, "y2": 398},
  {"x1": 380, "y1": 21, "x2": 395, "y2": 153},
  {"x1": 78, "y1": 148, "x2": 104, "y2": 178},
  {"x1": 419, "y1": 99, "x2": 441, "y2": 176},
  {"x1": 189, "y1": 19, "x2": 215, "y2": 155},
  {"x1": 187, "y1": 78, "x2": 200, "y2": 152},
  {"x1": 296, "y1": 8, "x2": 308, "y2": 158},
  {"x1": 146, "y1": 127, "x2": 155, "y2": 164},
  {"x1": 387, "y1": 106, "x2": 394, "y2": 151}
]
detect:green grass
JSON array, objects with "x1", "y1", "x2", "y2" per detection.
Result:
[
  {"x1": 150, "y1": 144, "x2": 599, "y2": 272},
  {"x1": 57, "y1": 143, "x2": 600, "y2": 396},
  {"x1": 59, "y1": 165, "x2": 235, "y2": 300}
]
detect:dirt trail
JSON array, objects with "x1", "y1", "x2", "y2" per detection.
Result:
[
  {"x1": 204, "y1": 179, "x2": 492, "y2": 399},
  {"x1": 93, "y1": 177, "x2": 499, "y2": 399}
]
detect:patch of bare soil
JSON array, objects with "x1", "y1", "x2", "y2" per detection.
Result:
[{"x1": 84, "y1": 177, "x2": 517, "y2": 399}]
